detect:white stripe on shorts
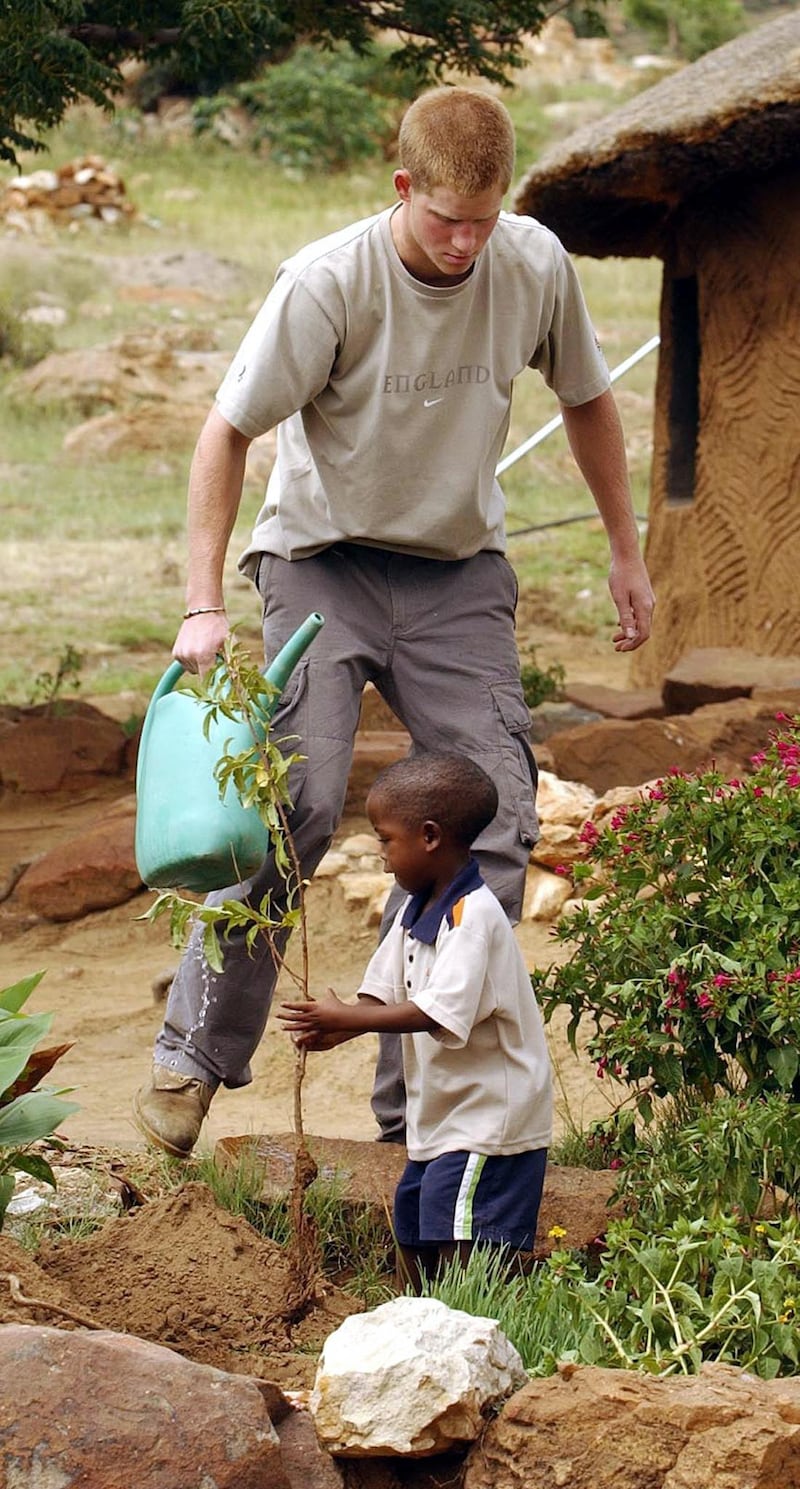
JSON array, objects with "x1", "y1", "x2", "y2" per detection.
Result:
[{"x1": 453, "y1": 1153, "x2": 487, "y2": 1240}]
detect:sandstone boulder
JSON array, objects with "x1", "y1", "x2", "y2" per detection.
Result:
[
  {"x1": 547, "y1": 698, "x2": 793, "y2": 795},
  {"x1": 0, "y1": 1324, "x2": 289, "y2": 1489},
  {"x1": 462, "y1": 1361, "x2": 800, "y2": 1489},
  {"x1": 535, "y1": 769, "x2": 597, "y2": 826},
  {"x1": 522, "y1": 863, "x2": 573, "y2": 921},
  {"x1": 310, "y1": 1295, "x2": 527, "y2": 1458},
  {"x1": 14, "y1": 795, "x2": 142, "y2": 920},
  {"x1": 0, "y1": 703, "x2": 126, "y2": 792}
]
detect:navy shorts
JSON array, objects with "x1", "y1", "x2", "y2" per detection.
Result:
[{"x1": 394, "y1": 1149, "x2": 547, "y2": 1251}]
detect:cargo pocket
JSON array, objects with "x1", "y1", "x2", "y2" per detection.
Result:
[
  {"x1": 267, "y1": 655, "x2": 309, "y2": 757},
  {"x1": 488, "y1": 679, "x2": 540, "y2": 847}
]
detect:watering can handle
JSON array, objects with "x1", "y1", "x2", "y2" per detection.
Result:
[
  {"x1": 148, "y1": 612, "x2": 325, "y2": 703},
  {"x1": 137, "y1": 611, "x2": 325, "y2": 784}
]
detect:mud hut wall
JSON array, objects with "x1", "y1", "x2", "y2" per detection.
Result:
[{"x1": 632, "y1": 171, "x2": 800, "y2": 685}]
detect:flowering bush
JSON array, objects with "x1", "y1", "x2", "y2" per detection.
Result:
[{"x1": 534, "y1": 715, "x2": 800, "y2": 1112}]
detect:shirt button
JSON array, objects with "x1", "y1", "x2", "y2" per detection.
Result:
[{"x1": 406, "y1": 980, "x2": 412, "y2": 989}]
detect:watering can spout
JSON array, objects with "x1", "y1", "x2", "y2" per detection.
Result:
[
  {"x1": 135, "y1": 612, "x2": 324, "y2": 892},
  {"x1": 263, "y1": 611, "x2": 325, "y2": 706}
]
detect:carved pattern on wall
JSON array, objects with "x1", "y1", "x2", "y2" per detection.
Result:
[{"x1": 635, "y1": 176, "x2": 800, "y2": 684}]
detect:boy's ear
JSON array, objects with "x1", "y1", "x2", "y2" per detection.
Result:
[{"x1": 422, "y1": 819, "x2": 442, "y2": 850}]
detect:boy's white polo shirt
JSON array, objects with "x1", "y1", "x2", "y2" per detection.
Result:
[{"x1": 357, "y1": 859, "x2": 553, "y2": 1163}]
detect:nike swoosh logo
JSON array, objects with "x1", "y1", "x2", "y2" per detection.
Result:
[{"x1": 423, "y1": 397, "x2": 443, "y2": 407}]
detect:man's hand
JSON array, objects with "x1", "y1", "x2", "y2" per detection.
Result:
[
  {"x1": 173, "y1": 610, "x2": 231, "y2": 676},
  {"x1": 609, "y1": 552, "x2": 656, "y2": 652}
]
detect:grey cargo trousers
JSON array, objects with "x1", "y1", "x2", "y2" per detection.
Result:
[{"x1": 154, "y1": 543, "x2": 539, "y2": 1140}]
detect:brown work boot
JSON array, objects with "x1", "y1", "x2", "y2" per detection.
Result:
[{"x1": 133, "y1": 1063, "x2": 215, "y2": 1158}]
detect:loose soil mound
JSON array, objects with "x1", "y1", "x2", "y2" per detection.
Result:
[{"x1": 39, "y1": 1180, "x2": 363, "y2": 1385}]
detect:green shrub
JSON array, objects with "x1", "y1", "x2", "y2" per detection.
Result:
[
  {"x1": 424, "y1": 1212, "x2": 800, "y2": 1379},
  {"x1": 613, "y1": 1093, "x2": 800, "y2": 1228},
  {"x1": 194, "y1": 44, "x2": 422, "y2": 172},
  {"x1": 0, "y1": 304, "x2": 53, "y2": 368},
  {"x1": 519, "y1": 649, "x2": 565, "y2": 710},
  {"x1": 534, "y1": 714, "x2": 800, "y2": 1114},
  {"x1": 622, "y1": 0, "x2": 746, "y2": 60}
]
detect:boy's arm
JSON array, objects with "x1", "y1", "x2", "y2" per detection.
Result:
[{"x1": 278, "y1": 988, "x2": 439, "y2": 1052}]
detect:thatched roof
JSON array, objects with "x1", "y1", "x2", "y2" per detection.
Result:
[{"x1": 513, "y1": 13, "x2": 800, "y2": 258}]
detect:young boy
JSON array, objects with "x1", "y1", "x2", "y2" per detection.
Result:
[{"x1": 279, "y1": 752, "x2": 553, "y2": 1291}]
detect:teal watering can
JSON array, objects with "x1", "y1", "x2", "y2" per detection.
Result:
[{"x1": 135, "y1": 611, "x2": 324, "y2": 892}]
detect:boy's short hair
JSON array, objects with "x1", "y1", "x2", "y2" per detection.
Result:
[
  {"x1": 368, "y1": 752, "x2": 498, "y2": 847},
  {"x1": 398, "y1": 87, "x2": 515, "y2": 196}
]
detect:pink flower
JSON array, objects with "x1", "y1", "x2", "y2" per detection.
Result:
[
  {"x1": 553, "y1": 864, "x2": 570, "y2": 877},
  {"x1": 786, "y1": 771, "x2": 800, "y2": 789},
  {"x1": 579, "y1": 820, "x2": 600, "y2": 847},
  {"x1": 712, "y1": 973, "x2": 734, "y2": 988},
  {"x1": 753, "y1": 786, "x2": 765, "y2": 798},
  {"x1": 750, "y1": 751, "x2": 767, "y2": 767}
]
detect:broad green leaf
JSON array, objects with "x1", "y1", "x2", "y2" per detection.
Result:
[
  {"x1": 2, "y1": 1043, "x2": 73, "y2": 1105},
  {"x1": 766, "y1": 1046, "x2": 799, "y2": 1090},
  {"x1": 0, "y1": 1090, "x2": 80, "y2": 1147},
  {"x1": 0, "y1": 971, "x2": 46, "y2": 1014},
  {"x1": 8, "y1": 1152, "x2": 56, "y2": 1187},
  {"x1": 0, "y1": 1015, "x2": 53, "y2": 1097}
]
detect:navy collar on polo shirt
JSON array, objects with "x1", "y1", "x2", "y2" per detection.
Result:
[{"x1": 401, "y1": 857, "x2": 484, "y2": 944}]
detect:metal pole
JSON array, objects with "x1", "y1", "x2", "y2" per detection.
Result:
[{"x1": 495, "y1": 333, "x2": 660, "y2": 477}]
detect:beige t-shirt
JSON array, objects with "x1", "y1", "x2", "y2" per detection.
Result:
[
  {"x1": 357, "y1": 873, "x2": 553, "y2": 1163},
  {"x1": 217, "y1": 207, "x2": 610, "y2": 570}
]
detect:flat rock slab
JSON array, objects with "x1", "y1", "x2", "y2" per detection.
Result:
[{"x1": 663, "y1": 646, "x2": 800, "y2": 713}]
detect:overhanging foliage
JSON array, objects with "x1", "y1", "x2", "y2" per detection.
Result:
[{"x1": 0, "y1": 0, "x2": 583, "y2": 166}]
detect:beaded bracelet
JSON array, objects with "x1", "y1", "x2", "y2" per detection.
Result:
[{"x1": 183, "y1": 606, "x2": 226, "y2": 619}]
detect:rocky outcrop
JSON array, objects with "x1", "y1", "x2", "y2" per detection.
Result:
[
  {"x1": 547, "y1": 696, "x2": 795, "y2": 795},
  {"x1": 462, "y1": 1361, "x2": 800, "y2": 1489}
]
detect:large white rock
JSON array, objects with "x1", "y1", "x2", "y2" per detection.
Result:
[{"x1": 310, "y1": 1295, "x2": 527, "y2": 1458}]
